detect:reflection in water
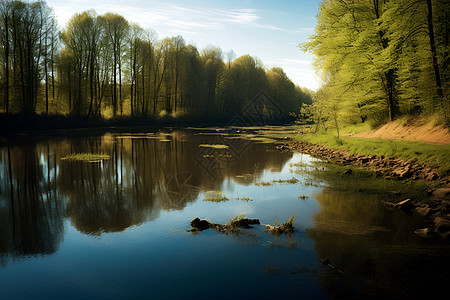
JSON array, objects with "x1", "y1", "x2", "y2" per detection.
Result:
[
  {"x1": 0, "y1": 130, "x2": 292, "y2": 264},
  {"x1": 0, "y1": 144, "x2": 64, "y2": 266},
  {"x1": 308, "y1": 190, "x2": 450, "y2": 298}
]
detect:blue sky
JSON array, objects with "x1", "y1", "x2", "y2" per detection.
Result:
[{"x1": 47, "y1": 0, "x2": 321, "y2": 90}]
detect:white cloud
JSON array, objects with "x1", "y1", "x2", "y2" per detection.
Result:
[{"x1": 48, "y1": 0, "x2": 284, "y2": 33}]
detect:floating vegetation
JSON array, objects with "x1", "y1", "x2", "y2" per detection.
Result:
[
  {"x1": 266, "y1": 215, "x2": 295, "y2": 235},
  {"x1": 256, "y1": 177, "x2": 299, "y2": 187},
  {"x1": 61, "y1": 153, "x2": 110, "y2": 162},
  {"x1": 272, "y1": 177, "x2": 299, "y2": 184},
  {"x1": 235, "y1": 197, "x2": 253, "y2": 201},
  {"x1": 199, "y1": 144, "x2": 229, "y2": 149},
  {"x1": 202, "y1": 191, "x2": 229, "y2": 203}
]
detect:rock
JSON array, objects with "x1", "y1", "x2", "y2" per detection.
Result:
[
  {"x1": 434, "y1": 217, "x2": 450, "y2": 233},
  {"x1": 396, "y1": 198, "x2": 416, "y2": 213},
  {"x1": 439, "y1": 231, "x2": 450, "y2": 241},
  {"x1": 415, "y1": 204, "x2": 432, "y2": 217},
  {"x1": 393, "y1": 167, "x2": 413, "y2": 179},
  {"x1": 414, "y1": 228, "x2": 436, "y2": 239},
  {"x1": 432, "y1": 188, "x2": 450, "y2": 200},
  {"x1": 190, "y1": 217, "x2": 211, "y2": 231},
  {"x1": 436, "y1": 203, "x2": 450, "y2": 214},
  {"x1": 382, "y1": 201, "x2": 397, "y2": 210},
  {"x1": 425, "y1": 171, "x2": 440, "y2": 181}
]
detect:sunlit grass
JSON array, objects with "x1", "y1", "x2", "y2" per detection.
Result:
[
  {"x1": 296, "y1": 132, "x2": 450, "y2": 175},
  {"x1": 61, "y1": 153, "x2": 110, "y2": 162}
]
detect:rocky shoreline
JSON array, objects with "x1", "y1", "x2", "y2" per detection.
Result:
[{"x1": 282, "y1": 140, "x2": 450, "y2": 241}]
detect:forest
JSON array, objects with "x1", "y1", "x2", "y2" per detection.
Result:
[
  {"x1": 302, "y1": 0, "x2": 449, "y2": 129},
  {"x1": 0, "y1": 0, "x2": 312, "y2": 125}
]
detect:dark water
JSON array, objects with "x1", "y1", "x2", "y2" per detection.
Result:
[{"x1": 0, "y1": 128, "x2": 449, "y2": 299}]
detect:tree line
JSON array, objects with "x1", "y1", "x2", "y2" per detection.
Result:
[
  {"x1": 0, "y1": 0, "x2": 312, "y2": 123},
  {"x1": 302, "y1": 0, "x2": 448, "y2": 129}
]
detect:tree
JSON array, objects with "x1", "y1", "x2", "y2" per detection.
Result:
[
  {"x1": 303, "y1": 0, "x2": 449, "y2": 126},
  {"x1": 100, "y1": 13, "x2": 129, "y2": 116}
]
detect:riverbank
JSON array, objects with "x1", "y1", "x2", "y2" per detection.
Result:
[
  {"x1": 283, "y1": 131, "x2": 450, "y2": 241},
  {"x1": 287, "y1": 140, "x2": 450, "y2": 186}
]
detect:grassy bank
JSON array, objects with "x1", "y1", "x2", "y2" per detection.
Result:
[{"x1": 295, "y1": 130, "x2": 450, "y2": 175}]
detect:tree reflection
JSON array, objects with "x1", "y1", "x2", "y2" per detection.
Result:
[
  {"x1": 0, "y1": 143, "x2": 64, "y2": 266},
  {"x1": 0, "y1": 129, "x2": 292, "y2": 264},
  {"x1": 307, "y1": 190, "x2": 450, "y2": 298}
]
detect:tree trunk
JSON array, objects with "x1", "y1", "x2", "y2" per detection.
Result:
[
  {"x1": 68, "y1": 64, "x2": 72, "y2": 112},
  {"x1": 4, "y1": 14, "x2": 9, "y2": 115},
  {"x1": 426, "y1": 0, "x2": 444, "y2": 103}
]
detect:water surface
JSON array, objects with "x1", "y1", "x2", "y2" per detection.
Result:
[{"x1": 1, "y1": 128, "x2": 449, "y2": 299}]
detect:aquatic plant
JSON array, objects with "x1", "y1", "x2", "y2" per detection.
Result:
[
  {"x1": 198, "y1": 144, "x2": 229, "y2": 149},
  {"x1": 266, "y1": 215, "x2": 295, "y2": 235},
  {"x1": 202, "y1": 191, "x2": 229, "y2": 203}
]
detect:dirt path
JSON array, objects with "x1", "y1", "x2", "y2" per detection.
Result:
[{"x1": 347, "y1": 119, "x2": 450, "y2": 145}]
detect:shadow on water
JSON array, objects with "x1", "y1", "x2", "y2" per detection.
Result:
[{"x1": 0, "y1": 129, "x2": 292, "y2": 265}]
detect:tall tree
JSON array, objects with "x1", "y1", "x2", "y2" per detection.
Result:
[{"x1": 100, "y1": 13, "x2": 129, "y2": 116}]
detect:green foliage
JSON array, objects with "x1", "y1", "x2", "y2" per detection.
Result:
[
  {"x1": 0, "y1": 1, "x2": 314, "y2": 124},
  {"x1": 302, "y1": 0, "x2": 449, "y2": 127}
]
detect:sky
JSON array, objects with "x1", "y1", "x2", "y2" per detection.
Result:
[{"x1": 46, "y1": 0, "x2": 322, "y2": 90}]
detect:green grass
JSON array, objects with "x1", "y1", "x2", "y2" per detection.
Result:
[
  {"x1": 61, "y1": 153, "x2": 110, "y2": 162},
  {"x1": 296, "y1": 132, "x2": 450, "y2": 175}
]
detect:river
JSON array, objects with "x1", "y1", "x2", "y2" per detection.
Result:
[{"x1": 0, "y1": 127, "x2": 449, "y2": 299}]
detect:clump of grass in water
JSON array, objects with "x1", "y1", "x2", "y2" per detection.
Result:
[
  {"x1": 202, "y1": 191, "x2": 229, "y2": 203},
  {"x1": 266, "y1": 215, "x2": 295, "y2": 234},
  {"x1": 228, "y1": 214, "x2": 260, "y2": 228},
  {"x1": 61, "y1": 153, "x2": 110, "y2": 162},
  {"x1": 273, "y1": 177, "x2": 299, "y2": 184},
  {"x1": 256, "y1": 177, "x2": 299, "y2": 186},
  {"x1": 198, "y1": 144, "x2": 229, "y2": 149}
]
